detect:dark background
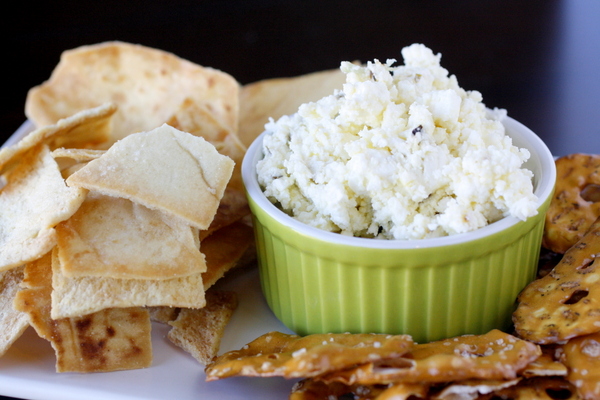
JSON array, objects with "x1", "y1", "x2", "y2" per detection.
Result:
[{"x1": 3, "y1": 0, "x2": 600, "y2": 157}]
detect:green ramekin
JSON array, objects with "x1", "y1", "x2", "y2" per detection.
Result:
[{"x1": 242, "y1": 116, "x2": 556, "y2": 343}]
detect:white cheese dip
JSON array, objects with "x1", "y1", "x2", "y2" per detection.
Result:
[{"x1": 256, "y1": 43, "x2": 538, "y2": 240}]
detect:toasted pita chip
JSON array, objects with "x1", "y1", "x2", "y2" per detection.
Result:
[
  {"x1": 25, "y1": 41, "x2": 239, "y2": 145},
  {"x1": 0, "y1": 103, "x2": 116, "y2": 174},
  {"x1": 560, "y1": 332, "x2": 600, "y2": 399},
  {"x1": 168, "y1": 290, "x2": 238, "y2": 365},
  {"x1": 51, "y1": 148, "x2": 106, "y2": 178},
  {"x1": 321, "y1": 330, "x2": 541, "y2": 385},
  {"x1": 0, "y1": 266, "x2": 29, "y2": 357},
  {"x1": 51, "y1": 248, "x2": 206, "y2": 319},
  {"x1": 514, "y1": 217, "x2": 600, "y2": 344},
  {"x1": 0, "y1": 144, "x2": 86, "y2": 271},
  {"x1": 166, "y1": 98, "x2": 246, "y2": 192},
  {"x1": 66, "y1": 124, "x2": 234, "y2": 230},
  {"x1": 205, "y1": 331, "x2": 414, "y2": 381},
  {"x1": 202, "y1": 221, "x2": 255, "y2": 290},
  {"x1": 56, "y1": 192, "x2": 206, "y2": 280},
  {"x1": 201, "y1": 188, "x2": 250, "y2": 241},
  {"x1": 51, "y1": 147, "x2": 106, "y2": 163},
  {"x1": 238, "y1": 67, "x2": 346, "y2": 147},
  {"x1": 166, "y1": 97, "x2": 236, "y2": 143},
  {"x1": 147, "y1": 306, "x2": 180, "y2": 324},
  {"x1": 13, "y1": 252, "x2": 153, "y2": 372}
]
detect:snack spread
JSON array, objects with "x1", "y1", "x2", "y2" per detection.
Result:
[
  {"x1": 257, "y1": 43, "x2": 538, "y2": 240},
  {"x1": 0, "y1": 40, "x2": 599, "y2": 400}
]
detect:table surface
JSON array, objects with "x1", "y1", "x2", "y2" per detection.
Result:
[{"x1": 2, "y1": 1, "x2": 600, "y2": 399}]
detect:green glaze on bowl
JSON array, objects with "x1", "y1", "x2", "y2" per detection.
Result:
[{"x1": 242, "y1": 116, "x2": 556, "y2": 343}]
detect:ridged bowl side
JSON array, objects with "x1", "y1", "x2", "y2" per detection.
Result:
[{"x1": 249, "y1": 192, "x2": 550, "y2": 343}]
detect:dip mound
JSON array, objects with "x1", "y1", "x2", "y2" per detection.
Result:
[{"x1": 257, "y1": 43, "x2": 537, "y2": 240}]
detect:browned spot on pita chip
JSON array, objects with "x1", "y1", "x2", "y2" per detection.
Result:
[{"x1": 13, "y1": 251, "x2": 153, "y2": 372}]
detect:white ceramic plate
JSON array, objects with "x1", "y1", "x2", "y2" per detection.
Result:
[{"x1": 0, "y1": 123, "x2": 298, "y2": 400}]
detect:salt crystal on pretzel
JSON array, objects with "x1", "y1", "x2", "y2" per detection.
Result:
[
  {"x1": 543, "y1": 153, "x2": 600, "y2": 254},
  {"x1": 204, "y1": 331, "x2": 414, "y2": 381},
  {"x1": 319, "y1": 329, "x2": 541, "y2": 385},
  {"x1": 560, "y1": 332, "x2": 600, "y2": 400},
  {"x1": 513, "y1": 217, "x2": 600, "y2": 344}
]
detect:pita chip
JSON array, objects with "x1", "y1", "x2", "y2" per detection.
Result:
[
  {"x1": 51, "y1": 248, "x2": 206, "y2": 319},
  {"x1": 0, "y1": 103, "x2": 116, "y2": 174},
  {"x1": 166, "y1": 97, "x2": 246, "y2": 192},
  {"x1": 13, "y1": 252, "x2": 153, "y2": 373},
  {"x1": 66, "y1": 124, "x2": 234, "y2": 230},
  {"x1": 56, "y1": 192, "x2": 206, "y2": 280},
  {"x1": 0, "y1": 266, "x2": 29, "y2": 357},
  {"x1": 0, "y1": 144, "x2": 86, "y2": 271},
  {"x1": 168, "y1": 290, "x2": 238, "y2": 365},
  {"x1": 25, "y1": 41, "x2": 239, "y2": 144},
  {"x1": 238, "y1": 67, "x2": 346, "y2": 147}
]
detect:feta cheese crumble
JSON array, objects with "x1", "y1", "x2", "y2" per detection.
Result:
[{"x1": 256, "y1": 43, "x2": 538, "y2": 240}]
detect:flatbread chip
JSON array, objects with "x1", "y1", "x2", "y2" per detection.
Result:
[
  {"x1": 561, "y1": 332, "x2": 600, "y2": 399},
  {"x1": 166, "y1": 98, "x2": 246, "y2": 192},
  {"x1": 51, "y1": 147, "x2": 106, "y2": 163},
  {"x1": 56, "y1": 192, "x2": 206, "y2": 280},
  {"x1": 147, "y1": 306, "x2": 180, "y2": 324},
  {"x1": 205, "y1": 331, "x2": 414, "y2": 381},
  {"x1": 0, "y1": 266, "x2": 29, "y2": 357},
  {"x1": 238, "y1": 67, "x2": 346, "y2": 147},
  {"x1": 66, "y1": 124, "x2": 234, "y2": 230},
  {"x1": 0, "y1": 103, "x2": 116, "y2": 174},
  {"x1": 0, "y1": 144, "x2": 86, "y2": 271},
  {"x1": 201, "y1": 188, "x2": 250, "y2": 240},
  {"x1": 321, "y1": 330, "x2": 541, "y2": 385},
  {"x1": 51, "y1": 248, "x2": 206, "y2": 319},
  {"x1": 514, "y1": 217, "x2": 600, "y2": 344},
  {"x1": 168, "y1": 290, "x2": 238, "y2": 365},
  {"x1": 202, "y1": 221, "x2": 255, "y2": 290},
  {"x1": 25, "y1": 41, "x2": 239, "y2": 144},
  {"x1": 13, "y1": 252, "x2": 153, "y2": 373}
]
